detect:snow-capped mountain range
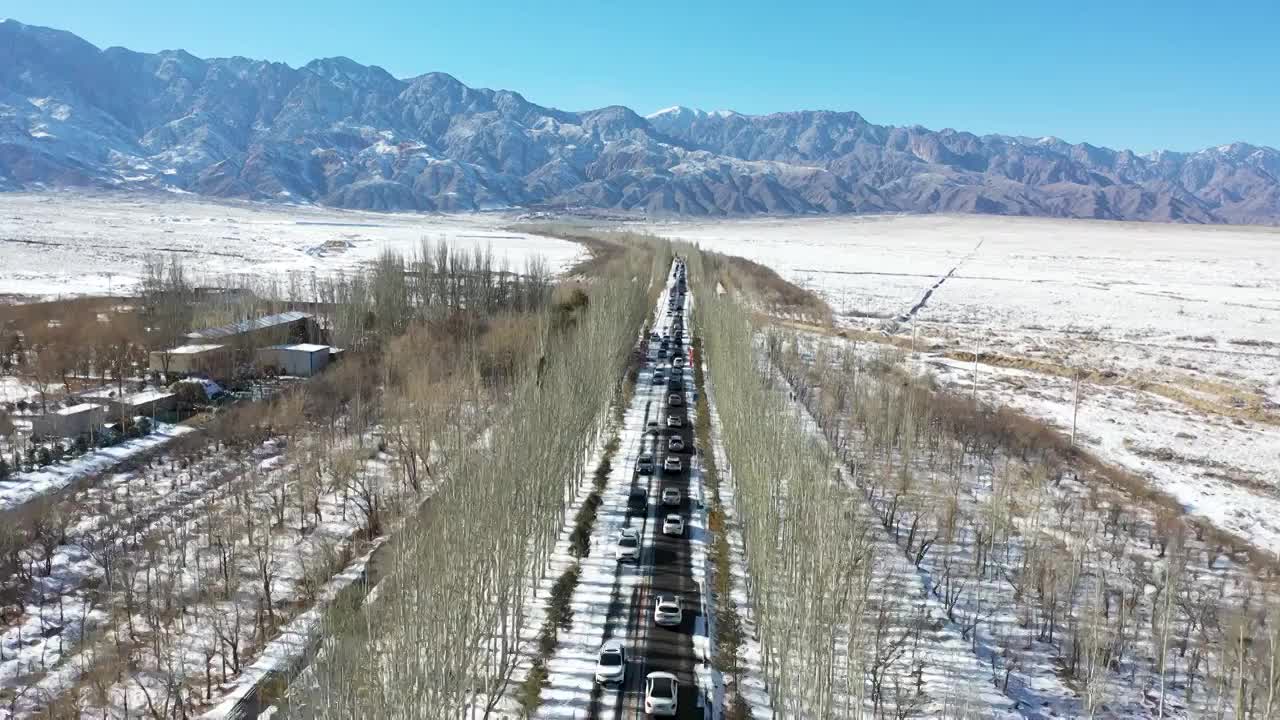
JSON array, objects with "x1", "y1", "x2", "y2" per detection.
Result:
[{"x1": 3, "y1": 19, "x2": 1279, "y2": 223}]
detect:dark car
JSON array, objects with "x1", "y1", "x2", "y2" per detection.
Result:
[{"x1": 628, "y1": 486, "x2": 648, "y2": 510}]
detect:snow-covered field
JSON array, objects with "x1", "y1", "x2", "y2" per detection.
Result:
[
  {"x1": 0, "y1": 378, "x2": 43, "y2": 405},
  {"x1": 0, "y1": 192, "x2": 583, "y2": 299},
  {"x1": 645, "y1": 214, "x2": 1280, "y2": 555},
  {"x1": 921, "y1": 352, "x2": 1280, "y2": 553},
  {"x1": 648, "y1": 214, "x2": 1280, "y2": 391},
  {"x1": 0, "y1": 418, "x2": 442, "y2": 717},
  {"x1": 0, "y1": 422, "x2": 195, "y2": 512}
]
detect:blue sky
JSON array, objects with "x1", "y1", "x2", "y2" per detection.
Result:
[{"x1": 6, "y1": 0, "x2": 1278, "y2": 152}]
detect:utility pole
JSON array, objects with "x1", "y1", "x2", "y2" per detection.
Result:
[
  {"x1": 852, "y1": 339, "x2": 859, "y2": 399},
  {"x1": 906, "y1": 319, "x2": 919, "y2": 427},
  {"x1": 971, "y1": 337, "x2": 980, "y2": 403},
  {"x1": 911, "y1": 320, "x2": 918, "y2": 375},
  {"x1": 1071, "y1": 372, "x2": 1081, "y2": 448}
]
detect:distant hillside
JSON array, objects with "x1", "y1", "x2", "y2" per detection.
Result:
[{"x1": 2, "y1": 19, "x2": 1278, "y2": 223}]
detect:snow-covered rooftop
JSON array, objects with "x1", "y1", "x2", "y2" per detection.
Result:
[
  {"x1": 187, "y1": 311, "x2": 311, "y2": 340},
  {"x1": 263, "y1": 342, "x2": 329, "y2": 353},
  {"x1": 115, "y1": 389, "x2": 176, "y2": 406},
  {"x1": 55, "y1": 403, "x2": 102, "y2": 416},
  {"x1": 167, "y1": 343, "x2": 226, "y2": 354}
]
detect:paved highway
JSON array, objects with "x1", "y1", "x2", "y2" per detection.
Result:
[{"x1": 591, "y1": 260, "x2": 706, "y2": 719}]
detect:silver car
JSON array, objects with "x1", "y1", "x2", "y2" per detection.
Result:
[
  {"x1": 595, "y1": 639, "x2": 626, "y2": 685},
  {"x1": 636, "y1": 455, "x2": 654, "y2": 474}
]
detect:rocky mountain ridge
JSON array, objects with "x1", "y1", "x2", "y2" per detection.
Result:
[{"x1": 2, "y1": 19, "x2": 1278, "y2": 223}]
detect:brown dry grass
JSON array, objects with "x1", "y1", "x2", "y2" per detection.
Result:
[
  {"x1": 937, "y1": 349, "x2": 1280, "y2": 426},
  {"x1": 777, "y1": 316, "x2": 1279, "y2": 426},
  {"x1": 0, "y1": 295, "x2": 129, "y2": 326},
  {"x1": 716, "y1": 256, "x2": 832, "y2": 326},
  {"x1": 516, "y1": 223, "x2": 628, "y2": 279},
  {"x1": 1139, "y1": 380, "x2": 1276, "y2": 425}
]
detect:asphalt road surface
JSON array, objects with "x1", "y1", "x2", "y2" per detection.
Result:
[{"x1": 591, "y1": 263, "x2": 706, "y2": 719}]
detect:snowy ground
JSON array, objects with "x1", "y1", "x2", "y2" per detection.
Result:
[
  {"x1": 698, "y1": 355, "x2": 778, "y2": 717},
  {"x1": 786, "y1": 323, "x2": 1280, "y2": 558},
  {"x1": 0, "y1": 378, "x2": 44, "y2": 405},
  {"x1": 642, "y1": 214, "x2": 1280, "y2": 555},
  {"x1": 0, "y1": 422, "x2": 195, "y2": 512},
  {"x1": 0, "y1": 192, "x2": 584, "y2": 299},
  {"x1": 925, "y1": 352, "x2": 1280, "y2": 553},
  {"x1": 645, "y1": 214, "x2": 1280, "y2": 393},
  {"x1": 0, "y1": 426, "x2": 413, "y2": 718}
]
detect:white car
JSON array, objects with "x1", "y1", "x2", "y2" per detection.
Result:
[
  {"x1": 668, "y1": 435, "x2": 684, "y2": 452},
  {"x1": 653, "y1": 594, "x2": 683, "y2": 627},
  {"x1": 595, "y1": 639, "x2": 627, "y2": 685},
  {"x1": 663, "y1": 456, "x2": 682, "y2": 474},
  {"x1": 666, "y1": 415, "x2": 683, "y2": 429},
  {"x1": 615, "y1": 529, "x2": 640, "y2": 562},
  {"x1": 661, "y1": 486, "x2": 681, "y2": 505},
  {"x1": 662, "y1": 513, "x2": 684, "y2": 536},
  {"x1": 668, "y1": 393, "x2": 683, "y2": 407},
  {"x1": 672, "y1": 355, "x2": 685, "y2": 367}
]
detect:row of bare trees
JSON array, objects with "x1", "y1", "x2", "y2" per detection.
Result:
[
  {"x1": 680, "y1": 239, "x2": 1280, "y2": 718},
  {"x1": 282, "y1": 243, "x2": 670, "y2": 718},
  {"x1": 0, "y1": 255, "x2": 191, "y2": 415},
  {"x1": 0, "y1": 241, "x2": 572, "y2": 717},
  {"x1": 185, "y1": 240, "x2": 553, "y2": 354},
  {"x1": 768, "y1": 330, "x2": 1280, "y2": 718},
  {"x1": 688, "y1": 248, "x2": 935, "y2": 718}
]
